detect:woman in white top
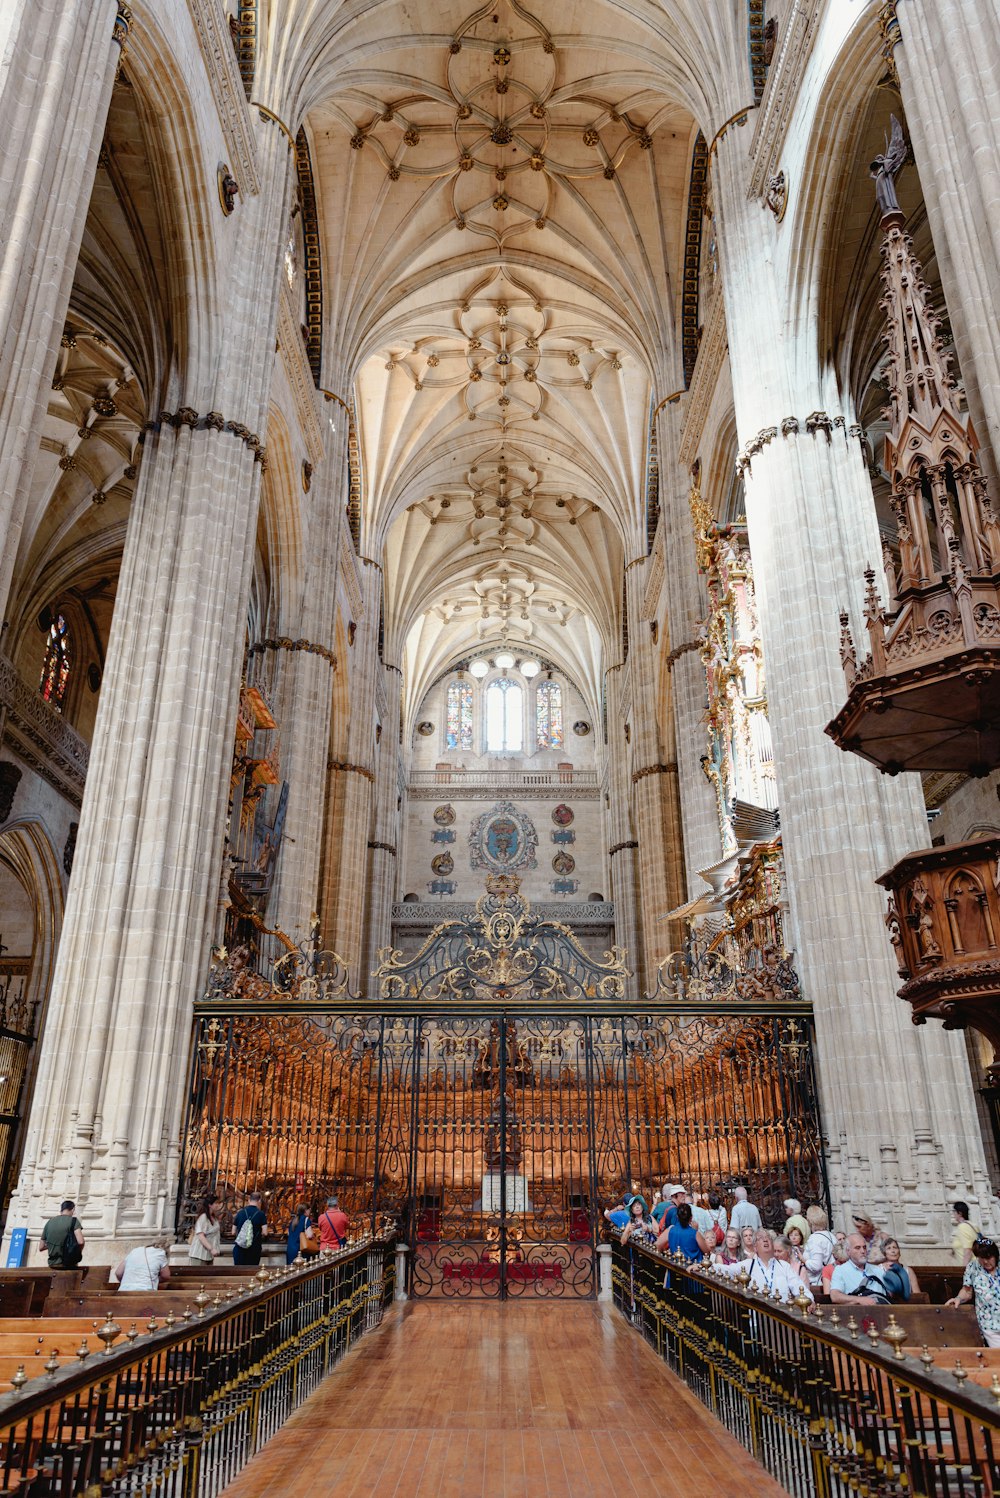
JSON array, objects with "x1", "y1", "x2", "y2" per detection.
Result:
[
  {"x1": 114, "y1": 1240, "x2": 171, "y2": 1292},
  {"x1": 189, "y1": 1192, "x2": 222, "y2": 1262}
]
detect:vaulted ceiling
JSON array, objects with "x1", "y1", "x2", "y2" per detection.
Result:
[{"x1": 292, "y1": 0, "x2": 748, "y2": 721}]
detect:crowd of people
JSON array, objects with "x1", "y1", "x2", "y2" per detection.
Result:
[{"x1": 608, "y1": 1183, "x2": 1000, "y2": 1338}]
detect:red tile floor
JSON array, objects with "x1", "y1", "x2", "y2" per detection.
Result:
[{"x1": 219, "y1": 1300, "x2": 786, "y2": 1497}]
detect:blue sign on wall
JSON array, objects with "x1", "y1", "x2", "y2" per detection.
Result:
[{"x1": 5, "y1": 1228, "x2": 26, "y2": 1268}]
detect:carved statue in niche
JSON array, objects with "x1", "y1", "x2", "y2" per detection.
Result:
[
  {"x1": 908, "y1": 877, "x2": 942, "y2": 962},
  {"x1": 870, "y1": 114, "x2": 907, "y2": 220}
]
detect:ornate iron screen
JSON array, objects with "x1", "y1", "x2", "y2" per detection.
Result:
[
  {"x1": 179, "y1": 1001, "x2": 826, "y2": 1301},
  {"x1": 180, "y1": 876, "x2": 827, "y2": 1298}
]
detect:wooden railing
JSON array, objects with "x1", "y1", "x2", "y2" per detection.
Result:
[
  {"x1": 612, "y1": 1235, "x2": 1000, "y2": 1498},
  {"x1": 0, "y1": 1234, "x2": 394, "y2": 1496}
]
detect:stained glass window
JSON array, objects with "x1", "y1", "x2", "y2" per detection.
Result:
[
  {"x1": 485, "y1": 678, "x2": 523, "y2": 752},
  {"x1": 39, "y1": 614, "x2": 70, "y2": 711},
  {"x1": 445, "y1": 681, "x2": 473, "y2": 750},
  {"x1": 535, "y1": 681, "x2": 563, "y2": 749}
]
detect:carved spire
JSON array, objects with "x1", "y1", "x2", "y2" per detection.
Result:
[{"x1": 880, "y1": 216, "x2": 964, "y2": 445}]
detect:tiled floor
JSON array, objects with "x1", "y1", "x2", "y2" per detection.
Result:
[{"x1": 219, "y1": 1300, "x2": 786, "y2": 1497}]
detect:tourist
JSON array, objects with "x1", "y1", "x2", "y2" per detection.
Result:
[
  {"x1": 40, "y1": 1200, "x2": 85, "y2": 1269},
  {"x1": 604, "y1": 1193, "x2": 632, "y2": 1229},
  {"x1": 830, "y1": 1233, "x2": 889, "y2": 1304},
  {"x1": 286, "y1": 1202, "x2": 316, "y2": 1264},
  {"x1": 718, "y1": 1229, "x2": 813, "y2": 1304},
  {"x1": 233, "y1": 1191, "x2": 269, "y2": 1266},
  {"x1": 822, "y1": 1241, "x2": 849, "y2": 1292},
  {"x1": 729, "y1": 1186, "x2": 762, "y2": 1233},
  {"x1": 952, "y1": 1201, "x2": 979, "y2": 1266},
  {"x1": 114, "y1": 1239, "x2": 171, "y2": 1292},
  {"x1": 738, "y1": 1223, "x2": 757, "y2": 1258},
  {"x1": 189, "y1": 1192, "x2": 222, "y2": 1263},
  {"x1": 850, "y1": 1211, "x2": 879, "y2": 1251},
  {"x1": 654, "y1": 1184, "x2": 688, "y2": 1240},
  {"x1": 707, "y1": 1191, "x2": 728, "y2": 1242},
  {"x1": 621, "y1": 1196, "x2": 658, "y2": 1247},
  {"x1": 667, "y1": 1202, "x2": 709, "y2": 1261},
  {"x1": 878, "y1": 1236, "x2": 919, "y2": 1301},
  {"x1": 777, "y1": 1230, "x2": 806, "y2": 1276},
  {"x1": 319, "y1": 1195, "x2": 349, "y2": 1250},
  {"x1": 783, "y1": 1198, "x2": 810, "y2": 1241},
  {"x1": 691, "y1": 1194, "x2": 715, "y2": 1239},
  {"x1": 714, "y1": 1227, "x2": 743, "y2": 1265},
  {"x1": 947, "y1": 1237, "x2": 1000, "y2": 1345},
  {"x1": 802, "y1": 1205, "x2": 837, "y2": 1285}
]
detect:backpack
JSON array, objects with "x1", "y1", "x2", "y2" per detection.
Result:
[
  {"x1": 234, "y1": 1212, "x2": 256, "y2": 1250},
  {"x1": 61, "y1": 1219, "x2": 83, "y2": 1268}
]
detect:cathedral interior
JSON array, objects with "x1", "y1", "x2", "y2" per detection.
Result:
[{"x1": 2, "y1": 0, "x2": 1000, "y2": 1297}]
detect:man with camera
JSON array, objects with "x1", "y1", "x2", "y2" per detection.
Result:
[{"x1": 829, "y1": 1232, "x2": 890, "y2": 1304}]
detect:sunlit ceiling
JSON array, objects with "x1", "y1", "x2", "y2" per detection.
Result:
[{"x1": 297, "y1": 0, "x2": 745, "y2": 725}]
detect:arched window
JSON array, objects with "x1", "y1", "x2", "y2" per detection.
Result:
[
  {"x1": 39, "y1": 614, "x2": 70, "y2": 711},
  {"x1": 445, "y1": 681, "x2": 473, "y2": 750},
  {"x1": 535, "y1": 680, "x2": 563, "y2": 749},
  {"x1": 485, "y1": 678, "x2": 523, "y2": 752}
]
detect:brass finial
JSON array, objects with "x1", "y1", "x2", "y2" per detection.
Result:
[
  {"x1": 10, "y1": 1365, "x2": 27, "y2": 1390},
  {"x1": 920, "y1": 1344, "x2": 934, "y2": 1368},
  {"x1": 97, "y1": 1315, "x2": 121, "y2": 1355},
  {"x1": 76, "y1": 1339, "x2": 90, "y2": 1362},
  {"x1": 953, "y1": 1358, "x2": 968, "y2": 1383},
  {"x1": 847, "y1": 1314, "x2": 859, "y2": 1339},
  {"x1": 883, "y1": 1314, "x2": 908, "y2": 1361},
  {"x1": 44, "y1": 1351, "x2": 59, "y2": 1378}
]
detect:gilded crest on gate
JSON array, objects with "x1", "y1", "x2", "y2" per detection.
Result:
[{"x1": 373, "y1": 874, "x2": 629, "y2": 1002}]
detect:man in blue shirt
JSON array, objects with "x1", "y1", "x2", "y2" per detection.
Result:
[
  {"x1": 830, "y1": 1233, "x2": 889, "y2": 1304},
  {"x1": 233, "y1": 1192, "x2": 269, "y2": 1266}
]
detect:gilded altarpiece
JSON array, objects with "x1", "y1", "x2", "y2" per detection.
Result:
[{"x1": 693, "y1": 507, "x2": 777, "y2": 854}]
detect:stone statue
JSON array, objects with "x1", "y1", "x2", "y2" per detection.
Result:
[{"x1": 870, "y1": 114, "x2": 907, "y2": 219}]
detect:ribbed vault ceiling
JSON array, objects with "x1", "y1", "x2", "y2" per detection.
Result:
[{"x1": 297, "y1": 0, "x2": 745, "y2": 721}]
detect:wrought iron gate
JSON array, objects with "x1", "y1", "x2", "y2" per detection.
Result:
[{"x1": 179, "y1": 1003, "x2": 827, "y2": 1302}]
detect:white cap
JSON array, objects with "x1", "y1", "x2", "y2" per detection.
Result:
[{"x1": 665, "y1": 1183, "x2": 686, "y2": 1198}]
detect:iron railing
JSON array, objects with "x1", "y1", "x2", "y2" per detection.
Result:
[
  {"x1": 612, "y1": 1234, "x2": 1000, "y2": 1498},
  {"x1": 0, "y1": 1234, "x2": 395, "y2": 1497}
]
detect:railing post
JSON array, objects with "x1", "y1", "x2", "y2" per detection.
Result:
[
  {"x1": 597, "y1": 1242, "x2": 613, "y2": 1301},
  {"x1": 394, "y1": 1242, "x2": 410, "y2": 1301}
]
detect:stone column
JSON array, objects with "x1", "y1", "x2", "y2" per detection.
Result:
[
  {"x1": 318, "y1": 560, "x2": 381, "y2": 978},
  {"x1": 7, "y1": 123, "x2": 297, "y2": 1252},
  {"x1": 625, "y1": 553, "x2": 686, "y2": 976},
  {"x1": 268, "y1": 429, "x2": 347, "y2": 941},
  {"x1": 604, "y1": 664, "x2": 642, "y2": 989},
  {"x1": 711, "y1": 136, "x2": 995, "y2": 1244},
  {"x1": 0, "y1": 0, "x2": 125, "y2": 621},
  {"x1": 657, "y1": 414, "x2": 721, "y2": 894},
  {"x1": 892, "y1": 2, "x2": 1000, "y2": 479},
  {"x1": 363, "y1": 661, "x2": 403, "y2": 984}
]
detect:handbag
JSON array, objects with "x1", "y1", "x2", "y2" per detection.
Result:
[{"x1": 299, "y1": 1221, "x2": 319, "y2": 1255}]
